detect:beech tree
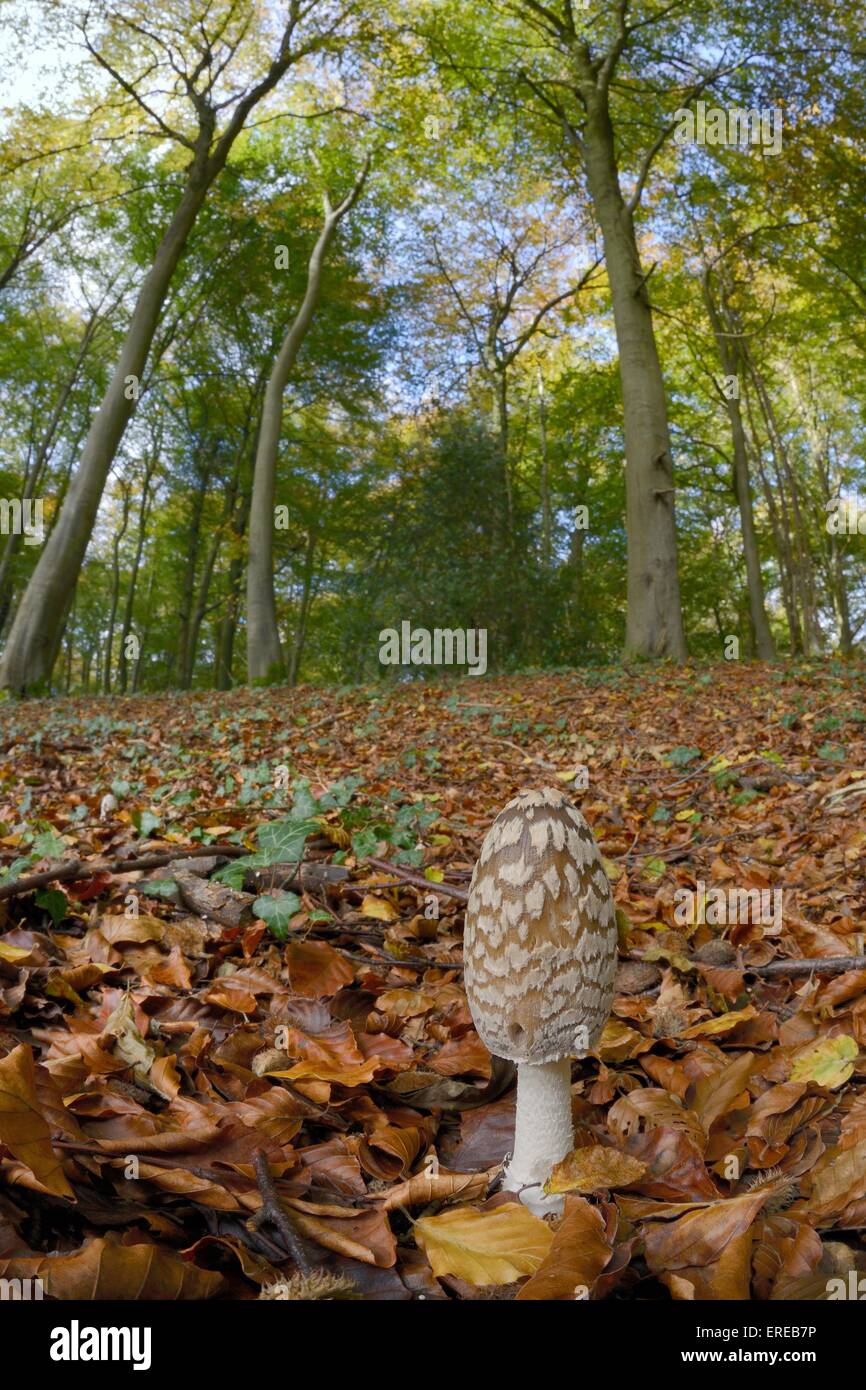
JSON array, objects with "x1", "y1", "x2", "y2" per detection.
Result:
[
  {"x1": 246, "y1": 154, "x2": 370, "y2": 683},
  {"x1": 0, "y1": 0, "x2": 360, "y2": 693}
]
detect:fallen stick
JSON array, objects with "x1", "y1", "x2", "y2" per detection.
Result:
[
  {"x1": 366, "y1": 857, "x2": 469, "y2": 902},
  {"x1": 0, "y1": 843, "x2": 247, "y2": 902},
  {"x1": 292, "y1": 708, "x2": 352, "y2": 737},
  {"x1": 250, "y1": 1150, "x2": 312, "y2": 1274},
  {"x1": 747, "y1": 955, "x2": 866, "y2": 978}
]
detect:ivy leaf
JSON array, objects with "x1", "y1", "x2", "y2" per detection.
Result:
[
  {"x1": 30, "y1": 830, "x2": 67, "y2": 860},
  {"x1": 133, "y1": 809, "x2": 161, "y2": 838},
  {"x1": 34, "y1": 889, "x2": 68, "y2": 926},
  {"x1": 256, "y1": 817, "x2": 318, "y2": 864},
  {"x1": 667, "y1": 746, "x2": 701, "y2": 768},
  {"x1": 137, "y1": 878, "x2": 179, "y2": 901},
  {"x1": 253, "y1": 892, "x2": 302, "y2": 940}
]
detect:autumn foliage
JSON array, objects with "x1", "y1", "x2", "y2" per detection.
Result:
[{"x1": 0, "y1": 662, "x2": 865, "y2": 1300}]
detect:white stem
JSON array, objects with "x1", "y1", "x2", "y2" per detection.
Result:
[{"x1": 503, "y1": 1058, "x2": 573, "y2": 1216}]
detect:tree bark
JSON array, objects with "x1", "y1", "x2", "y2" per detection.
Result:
[
  {"x1": 103, "y1": 483, "x2": 131, "y2": 693},
  {"x1": 287, "y1": 525, "x2": 320, "y2": 686},
  {"x1": 117, "y1": 455, "x2": 157, "y2": 693},
  {"x1": 579, "y1": 88, "x2": 687, "y2": 660},
  {"x1": 702, "y1": 272, "x2": 776, "y2": 659},
  {"x1": 246, "y1": 157, "x2": 369, "y2": 683}
]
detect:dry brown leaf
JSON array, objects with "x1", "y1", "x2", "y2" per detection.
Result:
[
  {"x1": 0, "y1": 1044, "x2": 74, "y2": 1198},
  {"x1": 517, "y1": 1196, "x2": 614, "y2": 1300},
  {"x1": 545, "y1": 1144, "x2": 647, "y2": 1194}
]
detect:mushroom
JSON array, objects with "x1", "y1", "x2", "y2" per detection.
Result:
[{"x1": 463, "y1": 788, "x2": 618, "y2": 1215}]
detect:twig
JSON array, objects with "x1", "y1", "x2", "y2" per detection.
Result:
[
  {"x1": 366, "y1": 857, "x2": 469, "y2": 902},
  {"x1": 292, "y1": 708, "x2": 352, "y2": 737},
  {"x1": 747, "y1": 955, "x2": 866, "y2": 979},
  {"x1": 337, "y1": 944, "x2": 462, "y2": 972},
  {"x1": 250, "y1": 1150, "x2": 312, "y2": 1274},
  {"x1": 0, "y1": 843, "x2": 247, "y2": 902}
]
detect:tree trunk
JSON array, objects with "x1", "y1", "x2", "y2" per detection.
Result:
[
  {"x1": 117, "y1": 456, "x2": 157, "y2": 693},
  {"x1": 702, "y1": 273, "x2": 776, "y2": 659},
  {"x1": 537, "y1": 367, "x2": 552, "y2": 569},
  {"x1": 742, "y1": 383, "x2": 802, "y2": 654},
  {"x1": 103, "y1": 485, "x2": 131, "y2": 693},
  {"x1": 287, "y1": 527, "x2": 319, "y2": 686},
  {"x1": 177, "y1": 456, "x2": 211, "y2": 687},
  {"x1": 580, "y1": 90, "x2": 686, "y2": 660},
  {"x1": 744, "y1": 347, "x2": 818, "y2": 653},
  {"x1": 246, "y1": 160, "x2": 369, "y2": 684}
]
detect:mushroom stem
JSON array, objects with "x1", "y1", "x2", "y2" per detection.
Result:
[{"x1": 504, "y1": 1058, "x2": 573, "y2": 1215}]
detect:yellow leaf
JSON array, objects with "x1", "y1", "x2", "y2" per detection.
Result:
[
  {"x1": 790, "y1": 1034, "x2": 857, "y2": 1089},
  {"x1": 680, "y1": 1005, "x2": 757, "y2": 1038},
  {"x1": 423, "y1": 867, "x2": 444, "y2": 882},
  {"x1": 414, "y1": 1203, "x2": 552, "y2": 1286},
  {"x1": 597, "y1": 1018, "x2": 654, "y2": 1062},
  {"x1": 545, "y1": 1145, "x2": 647, "y2": 1195},
  {"x1": 360, "y1": 894, "x2": 399, "y2": 922},
  {"x1": 0, "y1": 942, "x2": 31, "y2": 963}
]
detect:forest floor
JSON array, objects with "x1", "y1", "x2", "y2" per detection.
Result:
[{"x1": 0, "y1": 661, "x2": 865, "y2": 1300}]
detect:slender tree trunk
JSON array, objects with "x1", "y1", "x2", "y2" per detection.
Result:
[
  {"x1": 744, "y1": 347, "x2": 818, "y2": 653},
  {"x1": 743, "y1": 385, "x2": 802, "y2": 654},
  {"x1": 537, "y1": 367, "x2": 552, "y2": 570},
  {"x1": 132, "y1": 559, "x2": 158, "y2": 694},
  {"x1": 287, "y1": 527, "x2": 319, "y2": 686},
  {"x1": 702, "y1": 274, "x2": 776, "y2": 659},
  {"x1": 217, "y1": 487, "x2": 253, "y2": 691},
  {"x1": 118, "y1": 457, "x2": 157, "y2": 693},
  {"x1": 103, "y1": 486, "x2": 131, "y2": 693},
  {"x1": 246, "y1": 159, "x2": 369, "y2": 683},
  {"x1": 579, "y1": 89, "x2": 686, "y2": 660},
  {"x1": 486, "y1": 363, "x2": 513, "y2": 541},
  {"x1": 177, "y1": 458, "x2": 211, "y2": 687}
]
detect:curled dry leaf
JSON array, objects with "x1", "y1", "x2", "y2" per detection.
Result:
[{"x1": 376, "y1": 1167, "x2": 492, "y2": 1210}]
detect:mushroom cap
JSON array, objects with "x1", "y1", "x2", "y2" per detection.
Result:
[{"x1": 463, "y1": 787, "x2": 617, "y2": 1064}]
